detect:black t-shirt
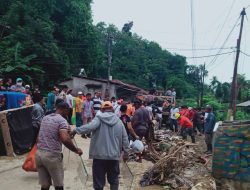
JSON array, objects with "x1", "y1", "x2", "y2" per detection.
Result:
[{"x1": 120, "y1": 114, "x2": 131, "y2": 135}]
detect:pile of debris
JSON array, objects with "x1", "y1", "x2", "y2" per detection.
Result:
[{"x1": 140, "y1": 130, "x2": 216, "y2": 190}]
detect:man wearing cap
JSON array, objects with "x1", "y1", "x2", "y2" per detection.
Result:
[
  {"x1": 24, "y1": 85, "x2": 32, "y2": 95},
  {"x1": 204, "y1": 105, "x2": 216, "y2": 154},
  {"x1": 71, "y1": 101, "x2": 129, "y2": 190},
  {"x1": 175, "y1": 113, "x2": 195, "y2": 143},
  {"x1": 10, "y1": 78, "x2": 25, "y2": 93},
  {"x1": 36, "y1": 102, "x2": 82, "y2": 190}
]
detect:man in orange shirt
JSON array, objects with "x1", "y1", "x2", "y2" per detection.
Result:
[
  {"x1": 179, "y1": 106, "x2": 191, "y2": 119},
  {"x1": 175, "y1": 113, "x2": 195, "y2": 143},
  {"x1": 126, "y1": 102, "x2": 135, "y2": 117},
  {"x1": 75, "y1": 92, "x2": 83, "y2": 128}
]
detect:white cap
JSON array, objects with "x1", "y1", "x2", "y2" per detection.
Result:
[
  {"x1": 25, "y1": 85, "x2": 30, "y2": 88},
  {"x1": 78, "y1": 91, "x2": 83, "y2": 95}
]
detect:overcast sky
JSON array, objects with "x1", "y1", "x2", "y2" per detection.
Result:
[{"x1": 92, "y1": 0, "x2": 250, "y2": 83}]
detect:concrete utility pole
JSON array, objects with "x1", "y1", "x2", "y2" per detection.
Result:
[
  {"x1": 105, "y1": 32, "x2": 113, "y2": 98},
  {"x1": 230, "y1": 8, "x2": 246, "y2": 120},
  {"x1": 107, "y1": 32, "x2": 112, "y2": 80}
]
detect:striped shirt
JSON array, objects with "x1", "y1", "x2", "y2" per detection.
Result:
[
  {"x1": 37, "y1": 113, "x2": 68, "y2": 153},
  {"x1": 92, "y1": 96, "x2": 103, "y2": 114}
]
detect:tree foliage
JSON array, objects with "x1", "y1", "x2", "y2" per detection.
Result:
[{"x1": 1, "y1": 0, "x2": 241, "y2": 104}]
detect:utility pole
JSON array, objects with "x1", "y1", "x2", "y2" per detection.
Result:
[
  {"x1": 105, "y1": 31, "x2": 113, "y2": 98},
  {"x1": 200, "y1": 63, "x2": 205, "y2": 107},
  {"x1": 230, "y1": 8, "x2": 246, "y2": 120},
  {"x1": 107, "y1": 32, "x2": 112, "y2": 80}
]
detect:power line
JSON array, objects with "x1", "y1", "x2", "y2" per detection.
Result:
[
  {"x1": 205, "y1": 0, "x2": 235, "y2": 63},
  {"x1": 186, "y1": 51, "x2": 235, "y2": 59},
  {"x1": 240, "y1": 50, "x2": 250, "y2": 57},
  {"x1": 208, "y1": 51, "x2": 235, "y2": 72},
  {"x1": 190, "y1": 0, "x2": 197, "y2": 65},
  {"x1": 206, "y1": 16, "x2": 241, "y2": 68},
  {"x1": 166, "y1": 47, "x2": 235, "y2": 51}
]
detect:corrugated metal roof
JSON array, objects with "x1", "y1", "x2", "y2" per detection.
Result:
[{"x1": 237, "y1": 100, "x2": 250, "y2": 107}]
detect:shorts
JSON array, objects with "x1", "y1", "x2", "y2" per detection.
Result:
[{"x1": 35, "y1": 149, "x2": 64, "y2": 187}]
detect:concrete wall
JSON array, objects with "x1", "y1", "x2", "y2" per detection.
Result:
[{"x1": 60, "y1": 77, "x2": 116, "y2": 98}]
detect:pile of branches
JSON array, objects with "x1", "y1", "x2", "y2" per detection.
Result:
[{"x1": 140, "y1": 132, "x2": 211, "y2": 189}]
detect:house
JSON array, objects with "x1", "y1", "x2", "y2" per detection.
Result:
[
  {"x1": 59, "y1": 76, "x2": 148, "y2": 100},
  {"x1": 237, "y1": 100, "x2": 250, "y2": 113}
]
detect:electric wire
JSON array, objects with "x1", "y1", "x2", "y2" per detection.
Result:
[
  {"x1": 166, "y1": 47, "x2": 234, "y2": 52},
  {"x1": 208, "y1": 51, "x2": 235, "y2": 72},
  {"x1": 204, "y1": 0, "x2": 236, "y2": 63},
  {"x1": 240, "y1": 51, "x2": 250, "y2": 57},
  {"x1": 190, "y1": 0, "x2": 197, "y2": 65},
  {"x1": 240, "y1": 24, "x2": 247, "y2": 73},
  {"x1": 206, "y1": 16, "x2": 241, "y2": 68},
  {"x1": 186, "y1": 51, "x2": 235, "y2": 59}
]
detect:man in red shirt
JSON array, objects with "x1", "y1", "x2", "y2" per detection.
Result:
[
  {"x1": 179, "y1": 106, "x2": 191, "y2": 119},
  {"x1": 175, "y1": 113, "x2": 195, "y2": 143}
]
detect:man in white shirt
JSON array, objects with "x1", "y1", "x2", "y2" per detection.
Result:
[
  {"x1": 66, "y1": 89, "x2": 73, "y2": 124},
  {"x1": 170, "y1": 105, "x2": 179, "y2": 132},
  {"x1": 59, "y1": 85, "x2": 68, "y2": 101}
]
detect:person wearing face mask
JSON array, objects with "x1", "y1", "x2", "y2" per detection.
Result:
[{"x1": 10, "y1": 78, "x2": 25, "y2": 93}]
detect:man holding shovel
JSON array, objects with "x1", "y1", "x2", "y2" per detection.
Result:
[{"x1": 71, "y1": 101, "x2": 130, "y2": 190}]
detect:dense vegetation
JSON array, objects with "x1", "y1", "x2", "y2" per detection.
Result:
[
  {"x1": 0, "y1": 0, "x2": 207, "y2": 98},
  {"x1": 0, "y1": 0, "x2": 249, "y2": 120}
]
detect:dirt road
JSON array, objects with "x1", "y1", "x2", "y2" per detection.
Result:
[{"x1": 0, "y1": 136, "x2": 163, "y2": 190}]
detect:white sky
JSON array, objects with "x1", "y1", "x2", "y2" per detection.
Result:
[{"x1": 92, "y1": 0, "x2": 250, "y2": 83}]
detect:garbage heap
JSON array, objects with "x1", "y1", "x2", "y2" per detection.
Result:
[{"x1": 140, "y1": 130, "x2": 216, "y2": 190}]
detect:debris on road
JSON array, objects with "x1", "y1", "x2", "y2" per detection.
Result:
[{"x1": 140, "y1": 130, "x2": 215, "y2": 190}]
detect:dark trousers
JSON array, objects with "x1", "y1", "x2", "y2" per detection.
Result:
[
  {"x1": 68, "y1": 108, "x2": 73, "y2": 125},
  {"x1": 170, "y1": 119, "x2": 178, "y2": 132},
  {"x1": 33, "y1": 126, "x2": 39, "y2": 146},
  {"x1": 181, "y1": 128, "x2": 195, "y2": 143},
  {"x1": 193, "y1": 122, "x2": 203, "y2": 133},
  {"x1": 205, "y1": 133, "x2": 213, "y2": 152},
  {"x1": 76, "y1": 112, "x2": 82, "y2": 127},
  {"x1": 93, "y1": 159, "x2": 120, "y2": 190}
]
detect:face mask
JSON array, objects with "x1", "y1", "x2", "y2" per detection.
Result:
[{"x1": 17, "y1": 82, "x2": 22, "y2": 86}]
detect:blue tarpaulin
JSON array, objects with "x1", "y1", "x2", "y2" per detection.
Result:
[{"x1": 0, "y1": 91, "x2": 28, "y2": 110}]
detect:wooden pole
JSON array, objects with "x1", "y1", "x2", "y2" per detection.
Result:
[{"x1": 0, "y1": 112, "x2": 14, "y2": 157}]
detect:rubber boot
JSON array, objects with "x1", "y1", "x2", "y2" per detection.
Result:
[{"x1": 110, "y1": 184, "x2": 119, "y2": 190}]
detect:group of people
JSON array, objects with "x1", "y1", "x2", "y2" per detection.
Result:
[
  {"x1": 2, "y1": 79, "x2": 218, "y2": 190},
  {"x1": 168, "y1": 104, "x2": 216, "y2": 153},
  {"x1": 0, "y1": 77, "x2": 38, "y2": 94},
  {"x1": 34, "y1": 88, "x2": 155, "y2": 190},
  {"x1": 0, "y1": 77, "x2": 42, "y2": 111}
]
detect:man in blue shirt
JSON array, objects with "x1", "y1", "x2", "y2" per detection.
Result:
[
  {"x1": 204, "y1": 105, "x2": 216, "y2": 154},
  {"x1": 46, "y1": 87, "x2": 57, "y2": 112}
]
